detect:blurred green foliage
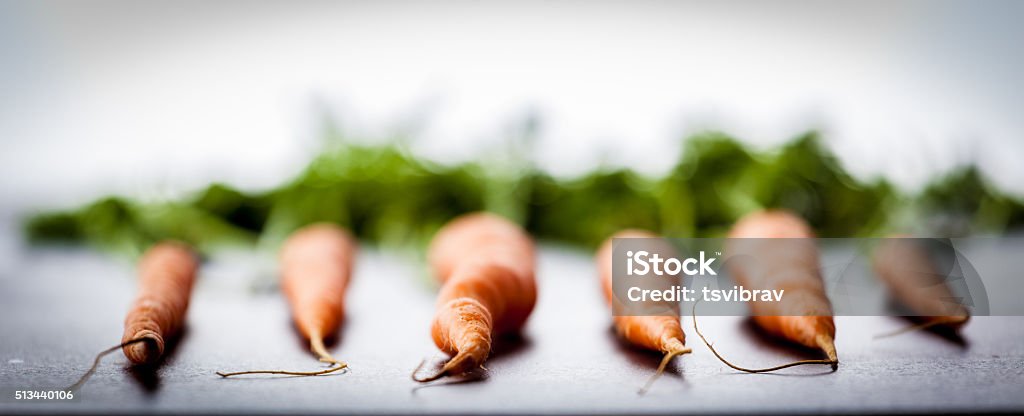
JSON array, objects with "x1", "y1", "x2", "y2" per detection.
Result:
[{"x1": 23, "y1": 131, "x2": 1024, "y2": 256}]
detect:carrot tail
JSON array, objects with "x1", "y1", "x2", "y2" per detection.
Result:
[
  {"x1": 411, "y1": 350, "x2": 480, "y2": 383},
  {"x1": 67, "y1": 337, "x2": 153, "y2": 391},
  {"x1": 691, "y1": 303, "x2": 838, "y2": 373},
  {"x1": 637, "y1": 345, "x2": 692, "y2": 395},
  {"x1": 872, "y1": 315, "x2": 969, "y2": 340},
  {"x1": 410, "y1": 359, "x2": 445, "y2": 383},
  {"x1": 216, "y1": 334, "x2": 347, "y2": 378}
]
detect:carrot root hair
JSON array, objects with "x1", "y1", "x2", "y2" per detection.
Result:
[
  {"x1": 216, "y1": 335, "x2": 347, "y2": 378},
  {"x1": 67, "y1": 337, "x2": 154, "y2": 391},
  {"x1": 637, "y1": 345, "x2": 692, "y2": 395},
  {"x1": 691, "y1": 303, "x2": 838, "y2": 374},
  {"x1": 873, "y1": 316, "x2": 968, "y2": 340}
]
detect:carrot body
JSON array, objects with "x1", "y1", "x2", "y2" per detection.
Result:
[
  {"x1": 280, "y1": 223, "x2": 356, "y2": 343},
  {"x1": 122, "y1": 241, "x2": 198, "y2": 365},
  {"x1": 596, "y1": 230, "x2": 689, "y2": 356},
  {"x1": 422, "y1": 213, "x2": 536, "y2": 378},
  {"x1": 726, "y1": 210, "x2": 838, "y2": 361},
  {"x1": 873, "y1": 236, "x2": 970, "y2": 330}
]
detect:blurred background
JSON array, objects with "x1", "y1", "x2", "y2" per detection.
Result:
[
  {"x1": 2, "y1": 0, "x2": 1024, "y2": 255},
  {"x1": 2, "y1": 4, "x2": 1024, "y2": 414}
]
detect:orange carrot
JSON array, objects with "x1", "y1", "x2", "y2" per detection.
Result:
[
  {"x1": 412, "y1": 213, "x2": 536, "y2": 382},
  {"x1": 872, "y1": 235, "x2": 970, "y2": 337},
  {"x1": 596, "y1": 230, "x2": 691, "y2": 394},
  {"x1": 122, "y1": 242, "x2": 199, "y2": 364},
  {"x1": 69, "y1": 241, "x2": 198, "y2": 390},
  {"x1": 217, "y1": 223, "x2": 356, "y2": 377},
  {"x1": 694, "y1": 210, "x2": 838, "y2": 373}
]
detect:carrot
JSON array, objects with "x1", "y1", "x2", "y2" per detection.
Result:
[
  {"x1": 68, "y1": 241, "x2": 198, "y2": 390},
  {"x1": 596, "y1": 230, "x2": 691, "y2": 394},
  {"x1": 694, "y1": 210, "x2": 838, "y2": 373},
  {"x1": 412, "y1": 213, "x2": 536, "y2": 382},
  {"x1": 217, "y1": 223, "x2": 356, "y2": 377},
  {"x1": 872, "y1": 235, "x2": 970, "y2": 338}
]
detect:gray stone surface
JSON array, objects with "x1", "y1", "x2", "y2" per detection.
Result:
[{"x1": 1, "y1": 243, "x2": 1022, "y2": 415}]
